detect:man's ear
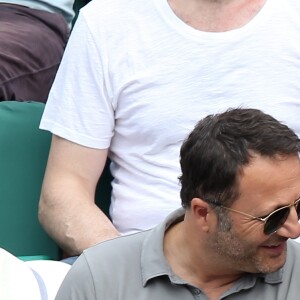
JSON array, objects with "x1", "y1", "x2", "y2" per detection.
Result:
[{"x1": 190, "y1": 198, "x2": 211, "y2": 232}]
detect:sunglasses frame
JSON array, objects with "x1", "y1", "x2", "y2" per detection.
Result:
[{"x1": 206, "y1": 197, "x2": 300, "y2": 235}]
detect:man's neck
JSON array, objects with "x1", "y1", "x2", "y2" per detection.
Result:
[
  {"x1": 164, "y1": 221, "x2": 243, "y2": 300},
  {"x1": 167, "y1": 0, "x2": 266, "y2": 32}
]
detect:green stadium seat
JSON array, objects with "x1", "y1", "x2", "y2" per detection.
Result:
[
  {"x1": 0, "y1": 101, "x2": 60, "y2": 260},
  {"x1": 0, "y1": 100, "x2": 112, "y2": 261}
]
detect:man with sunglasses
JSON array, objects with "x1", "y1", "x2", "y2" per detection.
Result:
[{"x1": 56, "y1": 108, "x2": 300, "y2": 300}]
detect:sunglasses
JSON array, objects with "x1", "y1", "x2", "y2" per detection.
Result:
[{"x1": 206, "y1": 198, "x2": 300, "y2": 235}]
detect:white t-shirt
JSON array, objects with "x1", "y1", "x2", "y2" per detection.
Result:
[
  {"x1": 0, "y1": 248, "x2": 70, "y2": 300},
  {"x1": 40, "y1": 0, "x2": 300, "y2": 235}
]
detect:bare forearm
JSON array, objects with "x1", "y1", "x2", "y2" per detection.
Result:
[
  {"x1": 39, "y1": 186, "x2": 119, "y2": 255},
  {"x1": 38, "y1": 136, "x2": 115, "y2": 255}
]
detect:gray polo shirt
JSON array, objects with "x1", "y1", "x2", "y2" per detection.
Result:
[{"x1": 56, "y1": 208, "x2": 300, "y2": 299}]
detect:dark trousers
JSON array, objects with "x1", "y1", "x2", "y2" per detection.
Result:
[{"x1": 0, "y1": 4, "x2": 70, "y2": 102}]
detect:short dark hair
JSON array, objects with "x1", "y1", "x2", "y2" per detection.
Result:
[{"x1": 179, "y1": 108, "x2": 300, "y2": 208}]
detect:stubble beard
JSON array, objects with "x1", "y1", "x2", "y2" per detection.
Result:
[{"x1": 207, "y1": 217, "x2": 287, "y2": 274}]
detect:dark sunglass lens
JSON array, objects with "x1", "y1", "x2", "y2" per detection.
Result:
[{"x1": 264, "y1": 208, "x2": 290, "y2": 235}]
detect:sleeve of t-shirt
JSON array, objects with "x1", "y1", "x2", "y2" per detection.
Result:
[{"x1": 40, "y1": 12, "x2": 114, "y2": 150}]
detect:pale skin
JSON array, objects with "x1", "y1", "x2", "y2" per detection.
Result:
[
  {"x1": 164, "y1": 155, "x2": 300, "y2": 300},
  {"x1": 39, "y1": 0, "x2": 267, "y2": 255},
  {"x1": 39, "y1": 135, "x2": 119, "y2": 255},
  {"x1": 168, "y1": 0, "x2": 266, "y2": 32}
]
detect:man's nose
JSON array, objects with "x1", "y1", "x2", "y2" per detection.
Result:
[{"x1": 276, "y1": 207, "x2": 300, "y2": 239}]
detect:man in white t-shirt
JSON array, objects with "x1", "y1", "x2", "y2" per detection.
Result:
[{"x1": 39, "y1": 0, "x2": 300, "y2": 256}]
